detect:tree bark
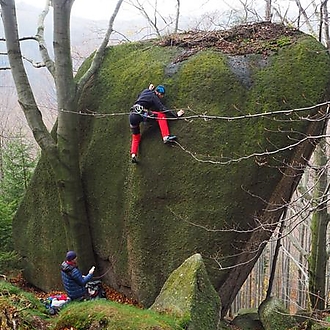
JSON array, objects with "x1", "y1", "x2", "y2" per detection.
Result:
[
  {"x1": 1, "y1": 0, "x2": 125, "y2": 272},
  {"x1": 174, "y1": 0, "x2": 180, "y2": 33},
  {"x1": 265, "y1": 0, "x2": 272, "y2": 21},
  {"x1": 0, "y1": 0, "x2": 96, "y2": 271},
  {"x1": 266, "y1": 212, "x2": 286, "y2": 299},
  {"x1": 321, "y1": 0, "x2": 330, "y2": 50},
  {"x1": 52, "y1": 0, "x2": 96, "y2": 271},
  {"x1": 308, "y1": 139, "x2": 329, "y2": 310}
]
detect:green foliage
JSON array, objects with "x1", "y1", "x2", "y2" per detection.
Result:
[
  {"x1": 0, "y1": 135, "x2": 38, "y2": 210},
  {"x1": 0, "y1": 196, "x2": 20, "y2": 273},
  {"x1": 0, "y1": 134, "x2": 38, "y2": 273},
  {"x1": 0, "y1": 282, "x2": 183, "y2": 330},
  {"x1": 53, "y1": 300, "x2": 183, "y2": 330},
  {"x1": 0, "y1": 199, "x2": 14, "y2": 249},
  {"x1": 0, "y1": 281, "x2": 40, "y2": 305},
  {"x1": 0, "y1": 251, "x2": 20, "y2": 274},
  {"x1": 0, "y1": 281, "x2": 49, "y2": 330}
]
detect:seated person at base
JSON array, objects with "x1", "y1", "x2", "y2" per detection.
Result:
[{"x1": 60, "y1": 250, "x2": 95, "y2": 301}]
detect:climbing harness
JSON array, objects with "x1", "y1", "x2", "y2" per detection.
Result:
[
  {"x1": 130, "y1": 104, "x2": 155, "y2": 122},
  {"x1": 130, "y1": 104, "x2": 146, "y2": 115}
]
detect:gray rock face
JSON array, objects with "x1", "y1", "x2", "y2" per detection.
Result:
[{"x1": 150, "y1": 254, "x2": 221, "y2": 330}]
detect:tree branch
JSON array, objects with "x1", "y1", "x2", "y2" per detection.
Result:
[
  {"x1": 76, "y1": 0, "x2": 124, "y2": 98},
  {"x1": 0, "y1": 0, "x2": 57, "y2": 155},
  {"x1": 294, "y1": 0, "x2": 317, "y2": 36},
  {"x1": 35, "y1": 0, "x2": 55, "y2": 77},
  {"x1": 21, "y1": 55, "x2": 46, "y2": 68}
]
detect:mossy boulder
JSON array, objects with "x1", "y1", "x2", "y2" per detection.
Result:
[
  {"x1": 13, "y1": 23, "x2": 330, "y2": 317},
  {"x1": 232, "y1": 315, "x2": 263, "y2": 330},
  {"x1": 150, "y1": 253, "x2": 221, "y2": 329},
  {"x1": 231, "y1": 309, "x2": 264, "y2": 330},
  {"x1": 258, "y1": 296, "x2": 299, "y2": 330}
]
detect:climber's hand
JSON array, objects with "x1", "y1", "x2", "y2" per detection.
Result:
[
  {"x1": 177, "y1": 109, "x2": 184, "y2": 117},
  {"x1": 88, "y1": 266, "x2": 95, "y2": 275}
]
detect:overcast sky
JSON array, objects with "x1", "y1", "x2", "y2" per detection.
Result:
[
  {"x1": 14, "y1": 0, "x2": 315, "y2": 31},
  {"x1": 16, "y1": 0, "x2": 228, "y2": 21}
]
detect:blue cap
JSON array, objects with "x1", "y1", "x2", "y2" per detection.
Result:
[
  {"x1": 66, "y1": 251, "x2": 77, "y2": 261},
  {"x1": 155, "y1": 85, "x2": 165, "y2": 94}
]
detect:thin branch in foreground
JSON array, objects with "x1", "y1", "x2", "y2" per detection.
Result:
[
  {"x1": 35, "y1": 0, "x2": 55, "y2": 76},
  {"x1": 21, "y1": 56, "x2": 46, "y2": 68},
  {"x1": 172, "y1": 133, "x2": 324, "y2": 166}
]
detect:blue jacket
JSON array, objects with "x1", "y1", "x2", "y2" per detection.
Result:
[{"x1": 60, "y1": 261, "x2": 93, "y2": 300}]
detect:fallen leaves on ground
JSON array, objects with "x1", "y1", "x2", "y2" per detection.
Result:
[
  {"x1": 9, "y1": 272, "x2": 141, "y2": 307},
  {"x1": 159, "y1": 22, "x2": 301, "y2": 61}
]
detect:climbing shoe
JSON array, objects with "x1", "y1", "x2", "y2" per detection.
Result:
[
  {"x1": 163, "y1": 135, "x2": 177, "y2": 144},
  {"x1": 131, "y1": 154, "x2": 138, "y2": 164}
]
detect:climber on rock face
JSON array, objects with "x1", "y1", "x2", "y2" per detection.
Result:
[{"x1": 129, "y1": 84, "x2": 184, "y2": 164}]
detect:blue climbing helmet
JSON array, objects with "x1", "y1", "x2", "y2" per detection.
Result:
[{"x1": 155, "y1": 85, "x2": 165, "y2": 95}]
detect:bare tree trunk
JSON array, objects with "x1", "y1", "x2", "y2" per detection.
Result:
[
  {"x1": 0, "y1": 0, "x2": 124, "y2": 272},
  {"x1": 0, "y1": 0, "x2": 95, "y2": 271},
  {"x1": 308, "y1": 139, "x2": 329, "y2": 310},
  {"x1": 52, "y1": 0, "x2": 97, "y2": 270},
  {"x1": 265, "y1": 0, "x2": 272, "y2": 21},
  {"x1": 298, "y1": 223, "x2": 306, "y2": 306},
  {"x1": 174, "y1": 0, "x2": 180, "y2": 33},
  {"x1": 266, "y1": 210, "x2": 286, "y2": 299},
  {"x1": 321, "y1": 0, "x2": 330, "y2": 49}
]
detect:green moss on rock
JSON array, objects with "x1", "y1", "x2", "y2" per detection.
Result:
[
  {"x1": 150, "y1": 254, "x2": 221, "y2": 330},
  {"x1": 13, "y1": 24, "x2": 330, "y2": 313},
  {"x1": 258, "y1": 296, "x2": 299, "y2": 330}
]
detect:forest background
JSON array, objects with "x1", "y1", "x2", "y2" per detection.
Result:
[{"x1": 0, "y1": 0, "x2": 328, "y2": 316}]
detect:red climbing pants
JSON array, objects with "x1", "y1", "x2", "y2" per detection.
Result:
[
  {"x1": 129, "y1": 111, "x2": 170, "y2": 156},
  {"x1": 152, "y1": 111, "x2": 170, "y2": 138},
  {"x1": 130, "y1": 133, "x2": 141, "y2": 155}
]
